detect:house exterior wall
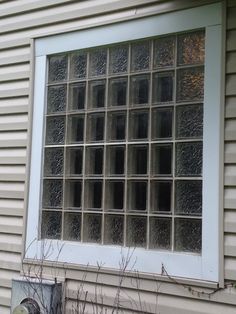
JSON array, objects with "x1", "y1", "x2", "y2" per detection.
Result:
[{"x1": 0, "y1": 0, "x2": 235, "y2": 313}]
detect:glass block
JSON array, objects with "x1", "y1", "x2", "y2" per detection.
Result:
[
  {"x1": 104, "y1": 215, "x2": 124, "y2": 245},
  {"x1": 45, "y1": 116, "x2": 65, "y2": 145},
  {"x1": 89, "y1": 80, "x2": 106, "y2": 109},
  {"x1": 83, "y1": 214, "x2": 102, "y2": 243},
  {"x1": 177, "y1": 67, "x2": 204, "y2": 102},
  {"x1": 149, "y1": 217, "x2": 171, "y2": 250},
  {"x1": 42, "y1": 179, "x2": 63, "y2": 208},
  {"x1": 128, "y1": 181, "x2": 147, "y2": 211},
  {"x1": 153, "y1": 72, "x2": 174, "y2": 103},
  {"x1": 129, "y1": 110, "x2": 149, "y2": 140},
  {"x1": 105, "y1": 181, "x2": 124, "y2": 210},
  {"x1": 89, "y1": 49, "x2": 107, "y2": 77},
  {"x1": 64, "y1": 213, "x2": 81, "y2": 241},
  {"x1": 68, "y1": 115, "x2": 84, "y2": 143},
  {"x1": 178, "y1": 31, "x2": 205, "y2": 66},
  {"x1": 152, "y1": 108, "x2": 173, "y2": 139},
  {"x1": 65, "y1": 180, "x2": 82, "y2": 209},
  {"x1": 128, "y1": 145, "x2": 148, "y2": 176},
  {"x1": 131, "y1": 75, "x2": 150, "y2": 105},
  {"x1": 176, "y1": 142, "x2": 202, "y2": 176},
  {"x1": 85, "y1": 146, "x2": 104, "y2": 176},
  {"x1": 44, "y1": 148, "x2": 64, "y2": 177},
  {"x1": 109, "y1": 78, "x2": 127, "y2": 107},
  {"x1": 106, "y1": 146, "x2": 125, "y2": 176},
  {"x1": 87, "y1": 113, "x2": 105, "y2": 142},
  {"x1": 67, "y1": 148, "x2": 83, "y2": 176},
  {"x1": 175, "y1": 218, "x2": 202, "y2": 253},
  {"x1": 84, "y1": 180, "x2": 103, "y2": 210},
  {"x1": 107, "y1": 112, "x2": 126, "y2": 141},
  {"x1": 127, "y1": 216, "x2": 147, "y2": 248},
  {"x1": 154, "y1": 36, "x2": 175, "y2": 68},
  {"x1": 47, "y1": 85, "x2": 66, "y2": 114},
  {"x1": 69, "y1": 83, "x2": 86, "y2": 110},
  {"x1": 175, "y1": 180, "x2": 202, "y2": 215},
  {"x1": 70, "y1": 52, "x2": 87, "y2": 79},
  {"x1": 151, "y1": 181, "x2": 172, "y2": 212},
  {"x1": 41, "y1": 211, "x2": 62, "y2": 239},
  {"x1": 131, "y1": 41, "x2": 150, "y2": 71},
  {"x1": 176, "y1": 104, "x2": 203, "y2": 139},
  {"x1": 152, "y1": 144, "x2": 172, "y2": 176},
  {"x1": 48, "y1": 54, "x2": 68, "y2": 82},
  {"x1": 109, "y1": 45, "x2": 128, "y2": 74}
]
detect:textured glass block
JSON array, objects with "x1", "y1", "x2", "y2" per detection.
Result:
[
  {"x1": 152, "y1": 108, "x2": 173, "y2": 139},
  {"x1": 65, "y1": 180, "x2": 82, "y2": 209},
  {"x1": 109, "y1": 45, "x2": 128, "y2": 74},
  {"x1": 131, "y1": 41, "x2": 150, "y2": 71},
  {"x1": 48, "y1": 54, "x2": 68, "y2": 82},
  {"x1": 152, "y1": 144, "x2": 172, "y2": 176},
  {"x1": 106, "y1": 146, "x2": 125, "y2": 176},
  {"x1": 47, "y1": 85, "x2": 66, "y2": 114},
  {"x1": 85, "y1": 146, "x2": 103, "y2": 175},
  {"x1": 128, "y1": 181, "x2": 147, "y2": 211},
  {"x1": 129, "y1": 110, "x2": 149, "y2": 140},
  {"x1": 83, "y1": 214, "x2": 102, "y2": 243},
  {"x1": 64, "y1": 213, "x2": 81, "y2": 241},
  {"x1": 131, "y1": 75, "x2": 150, "y2": 105},
  {"x1": 68, "y1": 115, "x2": 84, "y2": 143},
  {"x1": 104, "y1": 215, "x2": 124, "y2": 245},
  {"x1": 89, "y1": 80, "x2": 106, "y2": 108},
  {"x1": 128, "y1": 145, "x2": 148, "y2": 176},
  {"x1": 127, "y1": 216, "x2": 147, "y2": 248},
  {"x1": 42, "y1": 179, "x2": 63, "y2": 208},
  {"x1": 176, "y1": 104, "x2": 203, "y2": 139},
  {"x1": 109, "y1": 78, "x2": 127, "y2": 107},
  {"x1": 175, "y1": 218, "x2": 202, "y2": 252},
  {"x1": 175, "y1": 180, "x2": 202, "y2": 215},
  {"x1": 41, "y1": 211, "x2": 62, "y2": 239},
  {"x1": 45, "y1": 116, "x2": 65, "y2": 145},
  {"x1": 85, "y1": 180, "x2": 103, "y2": 209},
  {"x1": 177, "y1": 67, "x2": 204, "y2": 102},
  {"x1": 67, "y1": 148, "x2": 83, "y2": 176},
  {"x1": 178, "y1": 31, "x2": 205, "y2": 66},
  {"x1": 176, "y1": 142, "x2": 202, "y2": 176},
  {"x1": 151, "y1": 181, "x2": 172, "y2": 212},
  {"x1": 154, "y1": 36, "x2": 175, "y2": 68},
  {"x1": 89, "y1": 49, "x2": 107, "y2": 77},
  {"x1": 44, "y1": 148, "x2": 64, "y2": 176},
  {"x1": 69, "y1": 83, "x2": 86, "y2": 110},
  {"x1": 70, "y1": 52, "x2": 87, "y2": 79},
  {"x1": 87, "y1": 113, "x2": 105, "y2": 142},
  {"x1": 153, "y1": 72, "x2": 174, "y2": 103},
  {"x1": 108, "y1": 112, "x2": 126, "y2": 141},
  {"x1": 105, "y1": 181, "x2": 124, "y2": 210},
  {"x1": 149, "y1": 217, "x2": 171, "y2": 249}
]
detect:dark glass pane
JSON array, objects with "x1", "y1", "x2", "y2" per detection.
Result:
[
  {"x1": 152, "y1": 108, "x2": 173, "y2": 139},
  {"x1": 70, "y1": 52, "x2": 87, "y2": 79},
  {"x1": 87, "y1": 114, "x2": 105, "y2": 142},
  {"x1": 109, "y1": 78, "x2": 127, "y2": 107},
  {"x1": 153, "y1": 72, "x2": 174, "y2": 103},
  {"x1": 152, "y1": 144, "x2": 172, "y2": 176},
  {"x1": 131, "y1": 76, "x2": 149, "y2": 105},
  {"x1": 85, "y1": 181, "x2": 103, "y2": 209},
  {"x1": 131, "y1": 41, "x2": 150, "y2": 71},
  {"x1": 89, "y1": 49, "x2": 107, "y2": 77},
  {"x1": 150, "y1": 218, "x2": 171, "y2": 249},
  {"x1": 47, "y1": 85, "x2": 66, "y2": 114},
  {"x1": 104, "y1": 215, "x2": 124, "y2": 245},
  {"x1": 129, "y1": 145, "x2": 148, "y2": 175},
  {"x1": 83, "y1": 214, "x2": 102, "y2": 243},
  {"x1": 130, "y1": 111, "x2": 149, "y2": 140},
  {"x1": 44, "y1": 148, "x2": 64, "y2": 176},
  {"x1": 86, "y1": 147, "x2": 103, "y2": 175},
  {"x1": 65, "y1": 180, "x2": 82, "y2": 209},
  {"x1": 110, "y1": 45, "x2": 128, "y2": 74},
  {"x1": 69, "y1": 83, "x2": 86, "y2": 110},
  {"x1": 127, "y1": 216, "x2": 147, "y2": 247},
  {"x1": 108, "y1": 112, "x2": 126, "y2": 141},
  {"x1": 48, "y1": 55, "x2": 67, "y2": 82},
  {"x1": 151, "y1": 181, "x2": 172, "y2": 212},
  {"x1": 64, "y1": 213, "x2": 81, "y2": 241},
  {"x1": 41, "y1": 211, "x2": 62, "y2": 239},
  {"x1": 68, "y1": 148, "x2": 83, "y2": 176},
  {"x1": 129, "y1": 181, "x2": 147, "y2": 211},
  {"x1": 154, "y1": 36, "x2": 175, "y2": 68},
  {"x1": 46, "y1": 116, "x2": 65, "y2": 145},
  {"x1": 89, "y1": 80, "x2": 106, "y2": 108},
  {"x1": 106, "y1": 181, "x2": 124, "y2": 210},
  {"x1": 176, "y1": 142, "x2": 202, "y2": 176},
  {"x1": 43, "y1": 180, "x2": 63, "y2": 208}
]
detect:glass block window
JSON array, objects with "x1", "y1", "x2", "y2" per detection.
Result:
[{"x1": 41, "y1": 30, "x2": 204, "y2": 253}]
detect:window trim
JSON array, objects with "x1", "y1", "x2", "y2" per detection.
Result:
[{"x1": 26, "y1": 3, "x2": 223, "y2": 282}]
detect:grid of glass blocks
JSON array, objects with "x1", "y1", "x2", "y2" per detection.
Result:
[{"x1": 41, "y1": 30, "x2": 205, "y2": 253}]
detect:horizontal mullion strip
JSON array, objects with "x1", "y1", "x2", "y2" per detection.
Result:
[
  {"x1": 0, "y1": 190, "x2": 24, "y2": 199},
  {"x1": 0, "y1": 54, "x2": 30, "y2": 66},
  {"x1": 0, "y1": 88, "x2": 29, "y2": 99},
  {"x1": 0, "y1": 224, "x2": 22, "y2": 235},
  {"x1": 0, "y1": 173, "x2": 25, "y2": 182},
  {"x1": 0, "y1": 71, "x2": 29, "y2": 82},
  {"x1": 0, "y1": 207, "x2": 23, "y2": 217},
  {"x1": 0, "y1": 242, "x2": 21, "y2": 253}
]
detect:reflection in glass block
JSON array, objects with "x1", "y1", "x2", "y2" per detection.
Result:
[
  {"x1": 153, "y1": 72, "x2": 174, "y2": 103},
  {"x1": 46, "y1": 116, "x2": 65, "y2": 145},
  {"x1": 89, "y1": 49, "x2": 107, "y2": 77},
  {"x1": 43, "y1": 179, "x2": 63, "y2": 208},
  {"x1": 154, "y1": 36, "x2": 175, "y2": 68},
  {"x1": 176, "y1": 104, "x2": 203, "y2": 139},
  {"x1": 106, "y1": 146, "x2": 125, "y2": 176},
  {"x1": 128, "y1": 181, "x2": 147, "y2": 211},
  {"x1": 86, "y1": 146, "x2": 103, "y2": 175},
  {"x1": 176, "y1": 142, "x2": 202, "y2": 176},
  {"x1": 41, "y1": 211, "x2": 62, "y2": 239},
  {"x1": 64, "y1": 213, "x2": 81, "y2": 241},
  {"x1": 48, "y1": 55, "x2": 68, "y2": 82},
  {"x1": 152, "y1": 108, "x2": 173, "y2": 139},
  {"x1": 129, "y1": 111, "x2": 149, "y2": 140},
  {"x1": 109, "y1": 78, "x2": 127, "y2": 107},
  {"x1": 127, "y1": 216, "x2": 147, "y2": 247},
  {"x1": 47, "y1": 85, "x2": 66, "y2": 114},
  {"x1": 87, "y1": 114, "x2": 105, "y2": 142},
  {"x1": 175, "y1": 180, "x2": 202, "y2": 215},
  {"x1": 89, "y1": 80, "x2": 106, "y2": 108},
  {"x1": 69, "y1": 83, "x2": 86, "y2": 110},
  {"x1": 110, "y1": 45, "x2": 128, "y2": 74},
  {"x1": 128, "y1": 145, "x2": 148, "y2": 175},
  {"x1": 152, "y1": 144, "x2": 172, "y2": 176},
  {"x1": 65, "y1": 180, "x2": 82, "y2": 209},
  {"x1": 131, "y1": 41, "x2": 150, "y2": 71},
  {"x1": 178, "y1": 31, "x2": 205, "y2": 66},
  {"x1": 104, "y1": 215, "x2": 124, "y2": 245},
  {"x1": 175, "y1": 218, "x2": 201, "y2": 252},
  {"x1": 108, "y1": 112, "x2": 126, "y2": 141},
  {"x1": 83, "y1": 214, "x2": 102, "y2": 243},
  {"x1": 151, "y1": 181, "x2": 172, "y2": 212},
  {"x1": 150, "y1": 217, "x2": 171, "y2": 249},
  {"x1": 70, "y1": 52, "x2": 87, "y2": 79},
  {"x1": 85, "y1": 180, "x2": 103, "y2": 209},
  {"x1": 106, "y1": 181, "x2": 124, "y2": 210},
  {"x1": 44, "y1": 148, "x2": 64, "y2": 176},
  {"x1": 177, "y1": 67, "x2": 204, "y2": 102},
  {"x1": 68, "y1": 115, "x2": 84, "y2": 143},
  {"x1": 131, "y1": 75, "x2": 149, "y2": 105},
  {"x1": 67, "y1": 148, "x2": 83, "y2": 176}
]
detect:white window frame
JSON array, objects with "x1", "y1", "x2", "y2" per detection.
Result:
[{"x1": 26, "y1": 3, "x2": 223, "y2": 283}]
